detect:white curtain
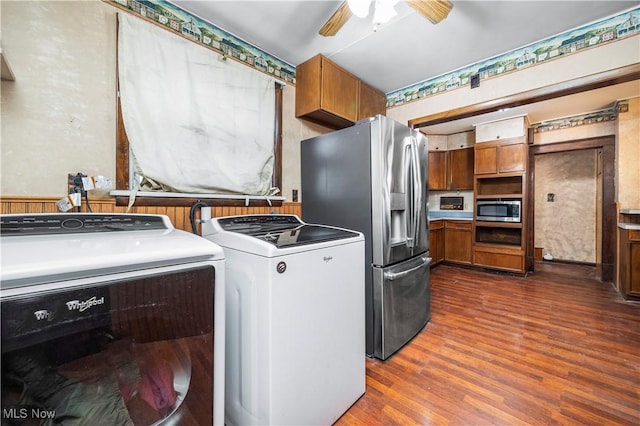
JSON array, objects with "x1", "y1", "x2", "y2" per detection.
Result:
[{"x1": 118, "y1": 13, "x2": 276, "y2": 195}]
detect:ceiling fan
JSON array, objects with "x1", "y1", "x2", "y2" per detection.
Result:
[{"x1": 319, "y1": 0, "x2": 453, "y2": 36}]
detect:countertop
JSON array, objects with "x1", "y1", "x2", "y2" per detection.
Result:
[
  {"x1": 428, "y1": 211, "x2": 473, "y2": 221},
  {"x1": 618, "y1": 223, "x2": 640, "y2": 230}
]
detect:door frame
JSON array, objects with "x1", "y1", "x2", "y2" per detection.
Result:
[{"x1": 526, "y1": 136, "x2": 615, "y2": 282}]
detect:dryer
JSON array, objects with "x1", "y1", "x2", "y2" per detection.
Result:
[
  {"x1": 1, "y1": 213, "x2": 225, "y2": 425},
  {"x1": 201, "y1": 214, "x2": 365, "y2": 426}
]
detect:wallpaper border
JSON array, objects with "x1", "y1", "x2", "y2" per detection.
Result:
[
  {"x1": 106, "y1": 0, "x2": 296, "y2": 85},
  {"x1": 386, "y1": 7, "x2": 640, "y2": 108}
]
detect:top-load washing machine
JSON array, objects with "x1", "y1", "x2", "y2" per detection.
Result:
[
  {"x1": 1, "y1": 213, "x2": 225, "y2": 425},
  {"x1": 201, "y1": 214, "x2": 365, "y2": 426}
]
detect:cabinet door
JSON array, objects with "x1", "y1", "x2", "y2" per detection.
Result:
[
  {"x1": 475, "y1": 116, "x2": 527, "y2": 143},
  {"x1": 321, "y1": 58, "x2": 359, "y2": 122},
  {"x1": 428, "y1": 151, "x2": 447, "y2": 190},
  {"x1": 444, "y1": 221, "x2": 472, "y2": 264},
  {"x1": 498, "y1": 142, "x2": 527, "y2": 173},
  {"x1": 629, "y1": 242, "x2": 640, "y2": 295},
  {"x1": 475, "y1": 145, "x2": 497, "y2": 175},
  {"x1": 449, "y1": 147, "x2": 474, "y2": 190},
  {"x1": 429, "y1": 223, "x2": 445, "y2": 265},
  {"x1": 358, "y1": 81, "x2": 386, "y2": 120}
]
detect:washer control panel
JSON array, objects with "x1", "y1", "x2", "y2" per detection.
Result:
[{"x1": 0, "y1": 214, "x2": 169, "y2": 236}]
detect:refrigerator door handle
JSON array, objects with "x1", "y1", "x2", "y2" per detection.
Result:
[
  {"x1": 383, "y1": 256, "x2": 431, "y2": 281},
  {"x1": 403, "y1": 142, "x2": 415, "y2": 248},
  {"x1": 409, "y1": 136, "x2": 422, "y2": 249}
]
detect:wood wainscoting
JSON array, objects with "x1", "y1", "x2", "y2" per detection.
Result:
[{"x1": 0, "y1": 197, "x2": 302, "y2": 234}]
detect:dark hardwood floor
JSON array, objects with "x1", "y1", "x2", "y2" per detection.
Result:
[{"x1": 337, "y1": 264, "x2": 640, "y2": 425}]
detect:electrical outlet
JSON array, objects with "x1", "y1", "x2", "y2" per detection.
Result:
[{"x1": 68, "y1": 172, "x2": 87, "y2": 197}]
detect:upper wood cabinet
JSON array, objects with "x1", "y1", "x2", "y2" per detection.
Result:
[
  {"x1": 475, "y1": 115, "x2": 528, "y2": 143},
  {"x1": 449, "y1": 147, "x2": 474, "y2": 190},
  {"x1": 474, "y1": 115, "x2": 528, "y2": 175},
  {"x1": 428, "y1": 147, "x2": 474, "y2": 190},
  {"x1": 475, "y1": 139, "x2": 527, "y2": 175},
  {"x1": 428, "y1": 151, "x2": 447, "y2": 190},
  {"x1": 358, "y1": 80, "x2": 387, "y2": 121},
  {"x1": 295, "y1": 54, "x2": 385, "y2": 129}
]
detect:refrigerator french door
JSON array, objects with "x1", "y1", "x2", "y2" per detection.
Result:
[{"x1": 301, "y1": 114, "x2": 431, "y2": 360}]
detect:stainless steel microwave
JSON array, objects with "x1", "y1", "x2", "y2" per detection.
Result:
[{"x1": 476, "y1": 200, "x2": 521, "y2": 222}]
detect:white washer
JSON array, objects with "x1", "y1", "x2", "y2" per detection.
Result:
[{"x1": 202, "y1": 214, "x2": 365, "y2": 426}]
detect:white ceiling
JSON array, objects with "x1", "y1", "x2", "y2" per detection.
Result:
[{"x1": 172, "y1": 0, "x2": 640, "y2": 133}]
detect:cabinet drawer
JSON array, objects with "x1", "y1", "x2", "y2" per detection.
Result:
[
  {"x1": 473, "y1": 246, "x2": 524, "y2": 272},
  {"x1": 445, "y1": 220, "x2": 472, "y2": 230},
  {"x1": 429, "y1": 220, "x2": 444, "y2": 230}
]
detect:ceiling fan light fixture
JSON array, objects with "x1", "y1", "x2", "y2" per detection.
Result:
[
  {"x1": 372, "y1": 0, "x2": 398, "y2": 25},
  {"x1": 347, "y1": 0, "x2": 372, "y2": 18},
  {"x1": 407, "y1": 0, "x2": 453, "y2": 24}
]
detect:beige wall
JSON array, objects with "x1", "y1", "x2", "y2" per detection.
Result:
[
  {"x1": 281, "y1": 85, "x2": 331, "y2": 202},
  {"x1": 534, "y1": 150, "x2": 597, "y2": 263},
  {"x1": 0, "y1": 1, "x2": 327, "y2": 200},
  {"x1": 1, "y1": 1, "x2": 117, "y2": 196},
  {"x1": 617, "y1": 97, "x2": 640, "y2": 210}
]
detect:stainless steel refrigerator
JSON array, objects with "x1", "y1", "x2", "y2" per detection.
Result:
[{"x1": 301, "y1": 114, "x2": 431, "y2": 360}]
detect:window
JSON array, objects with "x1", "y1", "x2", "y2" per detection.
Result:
[{"x1": 114, "y1": 12, "x2": 283, "y2": 207}]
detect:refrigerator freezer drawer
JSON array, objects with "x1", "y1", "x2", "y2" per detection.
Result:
[{"x1": 372, "y1": 255, "x2": 431, "y2": 360}]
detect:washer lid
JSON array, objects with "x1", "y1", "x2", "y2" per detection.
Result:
[
  {"x1": 1, "y1": 214, "x2": 224, "y2": 290},
  {"x1": 215, "y1": 215, "x2": 360, "y2": 248}
]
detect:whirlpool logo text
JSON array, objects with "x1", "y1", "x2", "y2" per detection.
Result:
[{"x1": 66, "y1": 296, "x2": 105, "y2": 312}]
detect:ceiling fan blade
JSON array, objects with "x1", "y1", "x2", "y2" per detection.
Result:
[
  {"x1": 319, "y1": 1, "x2": 352, "y2": 37},
  {"x1": 407, "y1": 0, "x2": 453, "y2": 24}
]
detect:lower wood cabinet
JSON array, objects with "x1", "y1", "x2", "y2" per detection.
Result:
[
  {"x1": 619, "y1": 227, "x2": 640, "y2": 300},
  {"x1": 430, "y1": 220, "x2": 472, "y2": 266},
  {"x1": 430, "y1": 219, "x2": 528, "y2": 273},
  {"x1": 473, "y1": 245, "x2": 524, "y2": 273},
  {"x1": 429, "y1": 220, "x2": 445, "y2": 265},
  {"x1": 444, "y1": 220, "x2": 472, "y2": 264}
]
